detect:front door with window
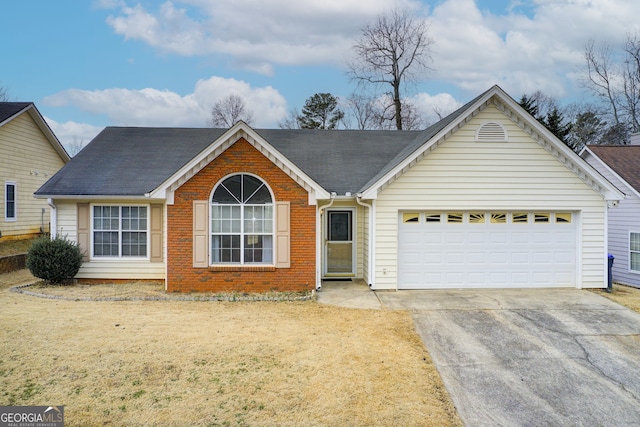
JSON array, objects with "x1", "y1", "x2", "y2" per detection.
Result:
[{"x1": 325, "y1": 210, "x2": 354, "y2": 276}]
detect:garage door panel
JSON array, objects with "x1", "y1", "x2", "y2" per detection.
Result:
[
  {"x1": 468, "y1": 232, "x2": 485, "y2": 243},
  {"x1": 398, "y1": 211, "x2": 576, "y2": 289},
  {"x1": 446, "y1": 232, "x2": 465, "y2": 243},
  {"x1": 490, "y1": 232, "x2": 508, "y2": 243},
  {"x1": 468, "y1": 252, "x2": 486, "y2": 263}
]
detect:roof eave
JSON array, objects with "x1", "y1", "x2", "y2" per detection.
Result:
[
  {"x1": 35, "y1": 194, "x2": 152, "y2": 201},
  {"x1": 24, "y1": 105, "x2": 71, "y2": 163}
]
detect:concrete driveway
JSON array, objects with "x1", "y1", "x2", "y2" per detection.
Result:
[{"x1": 376, "y1": 289, "x2": 640, "y2": 426}]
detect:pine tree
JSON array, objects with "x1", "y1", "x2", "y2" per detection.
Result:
[{"x1": 297, "y1": 93, "x2": 344, "y2": 130}]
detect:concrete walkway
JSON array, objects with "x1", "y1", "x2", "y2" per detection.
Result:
[{"x1": 318, "y1": 285, "x2": 640, "y2": 426}]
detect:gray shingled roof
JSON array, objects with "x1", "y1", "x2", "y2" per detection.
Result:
[
  {"x1": 0, "y1": 102, "x2": 32, "y2": 123},
  {"x1": 36, "y1": 88, "x2": 491, "y2": 198},
  {"x1": 256, "y1": 129, "x2": 423, "y2": 194},
  {"x1": 36, "y1": 127, "x2": 228, "y2": 196},
  {"x1": 36, "y1": 127, "x2": 426, "y2": 196}
]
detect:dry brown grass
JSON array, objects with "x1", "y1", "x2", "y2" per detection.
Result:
[
  {"x1": 592, "y1": 283, "x2": 640, "y2": 314},
  {"x1": 0, "y1": 237, "x2": 37, "y2": 256},
  {"x1": 0, "y1": 270, "x2": 462, "y2": 427}
]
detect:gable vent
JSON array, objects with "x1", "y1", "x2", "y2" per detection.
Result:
[{"x1": 476, "y1": 122, "x2": 508, "y2": 142}]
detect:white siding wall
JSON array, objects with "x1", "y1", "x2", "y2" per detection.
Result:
[
  {"x1": 56, "y1": 200, "x2": 166, "y2": 280},
  {"x1": 374, "y1": 104, "x2": 607, "y2": 290},
  {"x1": 583, "y1": 152, "x2": 640, "y2": 287},
  {"x1": 0, "y1": 113, "x2": 66, "y2": 237}
]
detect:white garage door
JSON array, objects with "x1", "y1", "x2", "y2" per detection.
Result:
[{"x1": 398, "y1": 212, "x2": 576, "y2": 289}]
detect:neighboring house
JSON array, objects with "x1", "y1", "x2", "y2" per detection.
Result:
[
  {"x1": 0, "y1": 102, "x2": 70, "y2": 240},
  {"x1": 35, "y1": 86, "x2": 623, "y2": 292},
  {"x1": 581, "y1": 138, "x2": 640, "y2": 288}
]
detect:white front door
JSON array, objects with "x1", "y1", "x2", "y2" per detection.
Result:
[{"x1": 325, "y1": 209, "x2": 355, "y2": 276}]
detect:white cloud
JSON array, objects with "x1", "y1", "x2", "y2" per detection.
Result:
[
  {"x1": 43, "y1": 76, "x2": 288, "y2": 130},
  {"x1": 103, "y1": 0, "x2": 422, "y2": 74},
  {"x1": 428, "y1": 0, "x2": 640, "y2": 99},
  {"x1": 44, "y1": 117, "x2": 104, "y2": 154},
  {"x1": 409, "y1": 92, "x2": 462, "y2": 124}
]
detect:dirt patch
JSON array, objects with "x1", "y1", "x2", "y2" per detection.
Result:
[
  {"x1": 592, "y1": 283, "x2": 640, "y2": 314},
  {"x1": 13, "y1": 280, "x2": 312, "y2": 302},
  {"x1": 0, "y1": 270, "x2": 462, "y2": 426}
]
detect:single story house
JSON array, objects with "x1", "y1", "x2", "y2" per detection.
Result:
[
  {"x1": 1, "y1": 102, "x2": 69, "y2": 239},
  {"x1": 35, "y1": 85, "x2": 623, "y2": 292},
  {"x1": 581, "y1": 138, "x2": 640, "y2": 288}
]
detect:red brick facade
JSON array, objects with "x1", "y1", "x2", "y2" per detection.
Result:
[{"x1": 166, "y1": 138, "x2": 316, "y2": 293}]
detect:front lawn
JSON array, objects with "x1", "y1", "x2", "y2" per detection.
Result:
[{"x1": 0, "y1": 270, "x2": 462, "y2": 427}]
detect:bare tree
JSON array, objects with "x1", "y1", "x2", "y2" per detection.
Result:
[
  {"x1": 582, "y1": 34, "x2": 640, "y2": 139},
  {"x1": 371, "y1": 98, "x2": 427, "y2": 130},
  {"x1": 583, "y1": 40, "x2": 622, "y2": 127},
  {"x1": 344, "y1": 94, "x2": 378, "y2": 130},
  {"x1": 210, "y1": 94, "x2": 254, "y2": 128},
  {"x1": 278, "y1": 107, "x2": 301, "y2": 129},
  {"x1": 622, "y1": 33, "x2": 640, "y2": 132},
  {"x1": 349, "y1": 8, "x2": 434, "y2": 130},
  {"x1": 0, "y1": 85, "x2": 10, "y2": 102},
  {"x1": 66, "y1": 136, "x2": 85, "y2": 157}
]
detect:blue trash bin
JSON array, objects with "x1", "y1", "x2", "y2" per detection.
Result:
[{"x1": 607, "y1": 254, "x2": 615, "y2": 293}]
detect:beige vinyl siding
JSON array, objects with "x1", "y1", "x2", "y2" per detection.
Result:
[
  {"x1": 374, "y1": 104, "x2": 607, "y2": 290},
  {"x1": 0, "y1": 113, "x2": 66, "y2": 237},
  {"x1": 56, "y1": 200, "x2": 166, "y2": 280},
  {"x1": 583, "y1": 152, "x2": 640, "y2": 287}
]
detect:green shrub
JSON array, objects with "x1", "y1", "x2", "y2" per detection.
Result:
[{"x1": 26, "y1": 235, "x2": 83, "y2": 284}]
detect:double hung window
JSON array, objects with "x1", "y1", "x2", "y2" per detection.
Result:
[
  {"x1": 93, "y1": 206, "x2": 148, "y2": 257},
  {"x1": 211, "y1": 174, "x2": 273, "y2": 264}
]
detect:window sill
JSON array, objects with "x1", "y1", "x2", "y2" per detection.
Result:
[{"x1": 209, "y1": 265, "x2": 276, "y2": 272}]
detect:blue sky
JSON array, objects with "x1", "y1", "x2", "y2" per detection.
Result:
[{"x1": 2, "y1": 0, "x2": 640, "y2": 150}]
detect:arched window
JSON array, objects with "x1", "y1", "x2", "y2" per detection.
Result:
[{"x1": 210, "y1": 174, "x2": 274, "y2": 264}]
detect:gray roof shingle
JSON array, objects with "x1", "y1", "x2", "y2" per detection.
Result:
[
  {"x1": 36, "y1": 88, "x2": 493, "y2": 199},
  {"x1": 0, "y1": 102, "x2": 32, "y2": 123},
  {"x1": 36, "y1": 127, "x2": 425, "y2": 196}
]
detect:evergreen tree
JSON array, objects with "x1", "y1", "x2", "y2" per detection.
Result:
[
  {"x1": 544, "y1": 107, "x2": 572, "y2": 143},
  {"x1": 297, "y1": 93, "x2": 344, "y2": 129},
  {"x1": 519, "y1": 94, "x2": 541, "y2": 121},
  {"x1": 567, "y1": 111, "x2": 607, "y2": 151}
]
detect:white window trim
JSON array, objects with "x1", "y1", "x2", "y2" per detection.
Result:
[
  {"x1": 5, "y1": 181, "x2": 16, "y2": 221},
  {"x1": 90, "y1": 204, "x2": 150, "y2": 261},
  {"x1": 209, "y1": 173, "x2": 276, "y2": 266},
  {"x1": 630, "y1": 231, "x2": 640, "y2": 274}
]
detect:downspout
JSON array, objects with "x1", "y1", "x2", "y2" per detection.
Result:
[
  {"x1": 316, "y1": 192, "x2": 337, "y2": 290},
  {"x1": 355, "y1": 194, "x2": 374, "y2": 288},
  {"x1": 47, "y1": 198, "x2": 57, "y2": 239}
]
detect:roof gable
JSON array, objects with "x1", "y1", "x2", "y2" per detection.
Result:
[
  {"x1": 0, "y1": 102, "x2": 70, "y2": 163},
  {"x1": 149, "y1": 122, "x2": 331, "y2": 204},
  {"x1": 360, "y1": 85, "x2": 624, "y2": 202}
]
